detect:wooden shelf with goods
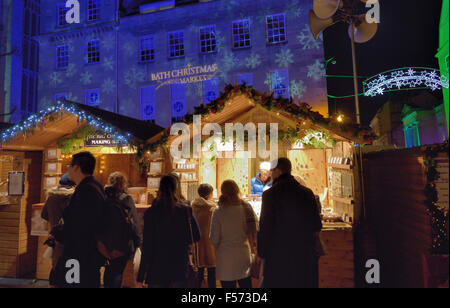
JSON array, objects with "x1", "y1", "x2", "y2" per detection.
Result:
[
  {"x1": 172, "y1": 169, "x2": 197, "y2": 172},
  {"x1": 331, "y1": 195, "x2": 354, "y2": 205},
  {"x1": 180, "y1": 179, "x2": 199, "y2": 183},
  {"x1": 44, "y1": 148, "x2": 62, "y2": 161}
]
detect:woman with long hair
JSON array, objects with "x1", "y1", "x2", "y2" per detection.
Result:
[
  {"x1": 103, "y1": 172, "x2": 141, "y2": 288},
  {"x1": 168, "y1": 173, "x2": 190, "y2": 205},
  {"x1": 137, "y1": 175, "x2": 200, "y2": 288},
  {"x1": 210, "y1": 180, "x2": 258, "y2": 288}
]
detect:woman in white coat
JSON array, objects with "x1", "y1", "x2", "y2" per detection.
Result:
[{"x1": 210, "y1": 180, "x2": 258, "y2": 288}]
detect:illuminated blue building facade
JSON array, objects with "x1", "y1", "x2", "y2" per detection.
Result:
[
  {"x1": 0, "y1": 0, "x2": 40, "y2": 123},
  {"x1": 37, "y1": 0, "x2": 328, "y2": 128}
]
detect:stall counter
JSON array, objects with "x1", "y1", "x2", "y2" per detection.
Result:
[{"x1": 319, "y1": 222, "x2": 354, "y2": 288}]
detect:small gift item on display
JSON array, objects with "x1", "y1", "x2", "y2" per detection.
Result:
[{"x1": 149, "y1": 162, "x2": 162, "y2": 175}]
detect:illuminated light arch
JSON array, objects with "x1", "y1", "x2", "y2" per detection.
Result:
[{"x1": 363, "y1": 67, "x2": 449, "y2": 97}]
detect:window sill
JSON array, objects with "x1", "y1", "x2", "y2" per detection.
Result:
[
  {"x1": 139, "y1": 60, "x2": 155, "y2": 64},
  {"x1": 85, "y1": 62, "x2": 101, "y2": 66},
  {"x1": 266, "y1": 40, "x2": 288, "y2": 46},
  {"x1": 168, "y1": 56, "x2": 186, "y2": 60},
  {"x1": 232, "y1": 46, "x2": 252, "y2": 51},
  {"x1": 200, "y1": 50, "x2": 218, "y2": 55}
]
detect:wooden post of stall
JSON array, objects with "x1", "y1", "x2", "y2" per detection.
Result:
[{"x1": 0, "y1": 151, "x2": 42, "y2": 278}]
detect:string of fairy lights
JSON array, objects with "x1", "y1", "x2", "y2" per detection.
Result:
[
  {"x1": 363, "y1": 67, "x2": 449, "y2": 97},
  {"x1": 0, "y1": 100, "x2": 132, "y2": 147}
]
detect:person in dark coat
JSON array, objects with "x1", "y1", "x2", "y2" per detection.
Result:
[
  {"x1": 51, "y1": 152, "x2": 106, "y2": 288},
  {"x1": 258, "y1": 158, "x2": 322, "y2": 288},
  {"x1": 103, "y1": 171, "x2": 141, "y2": 288},
  {"x1": 137, "y1": 175, "x2": 200, "y2": 288}
]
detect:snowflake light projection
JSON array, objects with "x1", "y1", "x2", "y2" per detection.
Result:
[
  {"x1": 101, "y1": 33, "x2": 115, "y2": 52},
  {"x1": 363, "y1": 67, "x2": 450, "y2": 97},
  {"x1": 80, "y1": 71, "x2": 93, "y2": 86},
  {"x1": 65, "y1": 63, "x2": 77, "y2": 78},
  {"x1": 297, "y1": 24, "x2": 323, "y2": 50},
  {"x1": 290, "y1": 80, "x2": 307, "y2": 99},
  {"x1": 222, "y1": 51, "x2": 239, "y2": 71},
  {"x1": 102, "y1": 56, "x2": 115, "y2": 71},
  {"x1": 307, "y1": 60, "x2": 326, "y2": 81},
  {"x1": 286, "y1": 0, "x2": 303, "y2": 19},
  {"x1": 215, "y1": 30, "x2": 226, "y2": 53},
  {"x1": 245, "y1": 53, "x2": 262, "y2": 69},
  {"x1": 224, "y1": 0, "x2": 239, "y2": 17},
  {"x1": 122, "y1": 42, "x2": 134, "y2": 57},
  {"x1": 124, "y1": 67, "x2": 146, "y2": 89},
  {"x1": 102, "y1": 78, "x2": 116, "y2": 95},
  {"x1": 49, "y1": 72, "x2": 62, "y2": 87},
  {"x1": 275, "y1": 48, "x2": 294, "y2": 68}
]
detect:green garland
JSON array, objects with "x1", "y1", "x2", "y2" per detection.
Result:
[
  {"x1": 57, "y1": 126, "x2": 97, "y2": 154},
  {"x1": 422, "y1": 141, "x2": 449, "y2": 254},
  {"x1": 180, "y1": 84, "x2": 375, "y2": 142},
  {"x1": 279, "y1": 128, "x2": 336, "y2": 149}
]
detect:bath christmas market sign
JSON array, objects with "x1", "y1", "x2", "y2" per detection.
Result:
[{"x1": 152, "y1": 63, "x2": 219, "y2": 90}]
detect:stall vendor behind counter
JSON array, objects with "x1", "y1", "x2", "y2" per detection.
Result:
[{"x1": 250, "y1": 162, "x2": 272, "y2": 195}]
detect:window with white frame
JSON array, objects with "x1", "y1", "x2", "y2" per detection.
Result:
[
  {"x1": 266, "y1": 14, "x2": 287, "y2": 44},
  {"x1": 269, "y1": 69, "x2": 290, "y2": 99},
  {"x1": 168, "y1": 31, "x2": 185, "y2": 58},
  {"x1": 232, "y1": 19, "x2": 251, "y2": 49},
  {"x1": 87, "y1": 0, "x2": 100, "y2": 21},
  {"x1": 171, "y1": 83, "x2": 186, "y2": 121},
  {"x1": 234, "y1": 73, "x2": 253, "y2": 86},
  {"x1": 56, "y1": 45, "x2": 69, "y2": 69},
  {"x1": 57, "y1": 3, "x2": 69, "y2": 26},
  {"x1": 199, "y1": 25, "x2": 217, "y2": 54},
  {"x1": 203, "y1": 78, "x2": 219, "y2": 103},
  {"x1": 85, "y1": 89, "x2": 100, "y2": 107},
  {"x1": 86, "y1": 39, "x2": 100, "y2": 64},
  {"x1": 140, "y1": 36, "x2": 155, "y2": 62},
  {"x1": 140, "y1": 86, "x2": 156, "y2": 121}
]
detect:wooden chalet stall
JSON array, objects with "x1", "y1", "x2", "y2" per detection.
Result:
[
  {"x1": 0, "y1": 101, "x2": 163, "y2": 282},
  {"x1": 144, "y1": 85, "x2": 374, "y2": 288},
  {"x1": 362, "y1": 143, "x2": 449, "y2": 288}
]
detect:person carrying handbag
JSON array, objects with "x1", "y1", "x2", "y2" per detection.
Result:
[{"x1": 137, "y1": 175, "x2": 200, "y2": 288}]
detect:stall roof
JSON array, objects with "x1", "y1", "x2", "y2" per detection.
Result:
[
  {"x1": 148, "y1": 85, "x2": 375, "y2": 148},
  {"x1": 0, "y1": 100, "x2": 164, "y2": 151}
]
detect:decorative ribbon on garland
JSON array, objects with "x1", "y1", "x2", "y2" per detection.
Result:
[{"x1": 422, "y1": 141, "x2": 449, "y2": 255}]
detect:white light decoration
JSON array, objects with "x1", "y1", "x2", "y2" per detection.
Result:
[
  {"x1": 363, "y1": 67, "x2": 450, "y2": 97},
  {"x1": 0, "y1": 100, "x2": 132, "y2": 146}
]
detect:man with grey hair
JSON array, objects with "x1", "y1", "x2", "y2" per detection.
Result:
[{"x1": 258, "y1": 157, "x2": 322, "y2": 288}]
